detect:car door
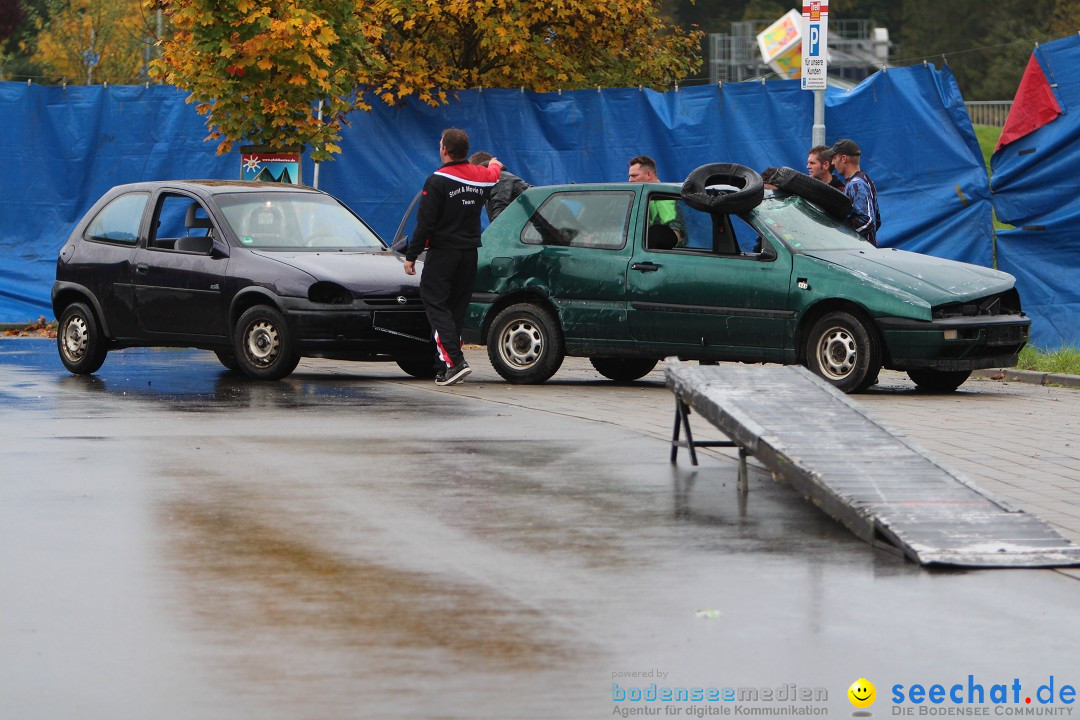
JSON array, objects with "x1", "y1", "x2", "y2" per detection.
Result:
[
  {"x1": 70, "y1": 191, "x2": 150, "y2": 338},
  {"x1": 514, "y1": 189, "x2": 636, "y2": 341},
  {"x1": 626, "y1": 196, "x2": 794, "y2": 358},
  {"x1": 132, "y1": 191, "x2": 230, "y2": 338}
]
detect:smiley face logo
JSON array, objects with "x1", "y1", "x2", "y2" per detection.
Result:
[{"x1": 848, "y1": 678, "x2": 876, "y2": 708}]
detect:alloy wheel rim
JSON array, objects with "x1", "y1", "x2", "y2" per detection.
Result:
[
  {"x1": 245, "y1": 320, "x2": 279, "y2": 366},
  {"x1": 499, "y1": 320, "x2": 542, "y2": 369},
  {"x1": 817, "y1": 327, "x2": 857, "y2": 380},
  {"x1": 62, "y1": 315, "x2": 88, "y2": 361}
]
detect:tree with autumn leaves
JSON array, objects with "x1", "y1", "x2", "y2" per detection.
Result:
[{"x1": 152, "y1": 0, "x2": 702, "y2": 162}]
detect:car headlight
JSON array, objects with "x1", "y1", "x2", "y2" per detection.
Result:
[{"x1": 308, "y1": 281, "x2": 353, "y2": 305}]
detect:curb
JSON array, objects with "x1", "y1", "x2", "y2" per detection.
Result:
[{"x1": 972, "y1": 368, "x2": 1080, "y2": 389}]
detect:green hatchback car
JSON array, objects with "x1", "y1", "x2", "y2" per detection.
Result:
[{"x1": 464, "y1": 179, "x2": 1030, "y2": 393}]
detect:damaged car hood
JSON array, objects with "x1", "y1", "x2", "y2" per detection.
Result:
[{"x1": 803, "y1": 248, "x2": 1016, "y2": 306}]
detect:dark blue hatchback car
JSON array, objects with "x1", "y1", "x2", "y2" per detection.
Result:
[{"x1": 53, "y1": 181, "x2": 433, "y2": 380}]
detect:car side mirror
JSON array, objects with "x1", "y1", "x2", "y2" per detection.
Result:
[
  {"x1": 757, "y1": 243, "x2": 777, "y2": 261},
  {"x1": 211, "y1": 242, "x2": 230, "y2": 259}
]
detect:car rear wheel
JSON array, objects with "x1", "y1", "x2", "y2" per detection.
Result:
[
  {"x1": 589, "y1": 357, "x2": 659, "y2": 382},
  {"x1": 804, "y1": 311, "x2": 880, "y2": 393},
  {"x1": 214, "y1": 350, "x2": 240, "y2": 371},
  {"x1": 907, "y1": 369, "x2": 971, "y2": 392},
  {"x1": 487, "y1": 303, "x2": 564, "y2": 384},
  {"x1": 233, "y1": 306, "x2": 300, "y2": 381},
  {"x1": 57, "y1": 302, "x2": 108, "y2": 375},
  {"x1": 396, "y1": 356, "x2": 438, "y2": 379}
]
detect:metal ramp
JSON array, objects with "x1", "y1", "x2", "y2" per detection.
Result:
[{"x1": 665, "y1": 360, "x2": 1080, "y2": 568}]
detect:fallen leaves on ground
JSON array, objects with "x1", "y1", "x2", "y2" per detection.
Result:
[{"x1": 3, "y1": 316, "x2": 58, "y2": 338}]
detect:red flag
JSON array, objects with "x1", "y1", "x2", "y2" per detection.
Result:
[{"x1": 996, "y1": 53, "x2": 1062, "y2": 152}]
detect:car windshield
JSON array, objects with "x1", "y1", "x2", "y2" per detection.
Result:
[
  {"x1": 214, "y1": 192, "x2": 385, "y2": 249},
  {"x1": 746, "y1": 193, "x2": 867, "y2": 252}
]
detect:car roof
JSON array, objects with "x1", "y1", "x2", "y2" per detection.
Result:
[
  {"x1": 524, "y1": 181, "x2": 682, "y2": 193},
  {"x1": 107, "y1": 180, "x2": 324, "y2": 195}
]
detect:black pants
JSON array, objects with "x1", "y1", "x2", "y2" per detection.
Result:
[{"x1": 419, "y1": 247, "x2": 477, "y2": 370}]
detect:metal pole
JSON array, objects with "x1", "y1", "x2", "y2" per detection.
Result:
[
  {"x1": 312, "y1": 100, "x2": 323, "y2": 188},
  {"x1": 812, "y1": 88, "x2": 826, "y2": 146}
]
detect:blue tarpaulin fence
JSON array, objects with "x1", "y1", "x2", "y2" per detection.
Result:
[{"x1": 2, "y1": 50, "x2": 1072, "y2": 348}]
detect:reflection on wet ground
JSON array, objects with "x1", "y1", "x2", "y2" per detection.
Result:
[{"x1": 3, "y1": 340, "x2": 1080, "y2": 719}]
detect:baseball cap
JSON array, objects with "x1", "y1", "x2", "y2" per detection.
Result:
[{"x1": 824, "y1": 138, "x2": 861, "y2": 158}]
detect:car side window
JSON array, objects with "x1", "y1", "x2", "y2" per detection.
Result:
[
  {"x1": 149, "y1": 193, "x2": 214, "y2": 252},
  {"x1": 84, "y1": 192, "x2": 148, "y2": 245},
  {"x1": 521, "y1": 191, "x2": 632, "y2": 249},
  {"x1": 646, "y1": 200, "x2": 773, "y2": 260}
]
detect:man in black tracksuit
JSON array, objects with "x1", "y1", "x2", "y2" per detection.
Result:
[{"x1": 404, "y1": 128, "x2": 502, "y2": 386}]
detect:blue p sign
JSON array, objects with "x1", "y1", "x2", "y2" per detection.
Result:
[{"x1": 808, "y1": 25, "x2": 821, "y2": 57}]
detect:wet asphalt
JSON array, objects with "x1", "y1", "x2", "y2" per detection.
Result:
[{"x1": 1, "y1": 339, "x2": 1078, "y2": 720}]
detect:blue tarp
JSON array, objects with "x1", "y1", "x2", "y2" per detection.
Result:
[
  {"x1": 1, "y1": 64, "x2": 997, "y2": 335},
  {"x1": 991, "y1": 35, "x2": 1080, "y2": 349}
]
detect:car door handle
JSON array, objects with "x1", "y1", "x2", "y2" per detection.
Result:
[
  {"x1": 135, "y1": 263, "x2": 150, "y2": 274},
  {"x1": 631, "y1": 262, "x2": 660, "y2": 272}
]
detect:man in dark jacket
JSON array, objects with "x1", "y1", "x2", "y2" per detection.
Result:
[
  {"x1": 469, "y1": 151, "x2": 529, "y2": 222},
  {"x1": 404, "y1": 128, "x2": 502, "y2": 385},
  {"x1": 825, "y1": 138, "x2": 881, "y2": 246}
]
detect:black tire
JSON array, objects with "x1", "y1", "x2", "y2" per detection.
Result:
[
  {"x1": 214, "y1": 350, "x2": 240, "y2": 371},
  {"x1": 589, "y1": 357, "x2": 659, "y2": 382},
  {"x1": 768, "y1": 166, "x2": 853, "y2": 219},
  {"x1": 56, "y1": 302, "x2": 108, "y2": 375},
  {"x1": 487, "y1": 303, "x2": 564, "y2": 384},
  {"x1": 233, "y1": 305, "x2": 300, "y2": 381},
  {"x1": 681, "y1": 163, "x2": 764, "y2": 214},
  {"x1": 396, "y1": 356, "x2": 438, "y2": 379},
  {"x1": 804, "y1": 311, "x2": 881, "y2": 393},
  {"x1": 907, "y1": 369, "x2": 971, "y2": 392}
]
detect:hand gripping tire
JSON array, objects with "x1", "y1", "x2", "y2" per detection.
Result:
[
  {"x1": 767, "y1": 166, "x2": 853, "y2": 220},
  {"x1": 680, "y1": 163, "x2": 764, "y2": 214}
]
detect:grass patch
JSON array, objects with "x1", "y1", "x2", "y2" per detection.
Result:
[
  {"x1": 973, "y1": 124, "x2": 1000, "y2": 171},
  {"x1": 1017, "y1": 345, "x2": 1080, "y2": 375},
  {"x1": 972, "y1": 124, "x2": 1014, "y2": 233}
]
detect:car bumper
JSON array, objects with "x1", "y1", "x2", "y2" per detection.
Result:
[
  {"x1": 878, "y1": 314, "x2": 1030, "y2": 371},
  {"x1": 279, "y1": 298, "x2": 432, "y2": 353}
]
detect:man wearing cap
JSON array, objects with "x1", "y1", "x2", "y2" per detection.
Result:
[{"x1": 825, "y1": 138, "x2": 881, "y2": 246}]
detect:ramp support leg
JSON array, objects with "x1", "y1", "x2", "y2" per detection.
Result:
[{"x1": 670, "y1": 396, "x2": 741, "y2": 470}]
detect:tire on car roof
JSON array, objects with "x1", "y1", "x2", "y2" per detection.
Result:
[
  {"x1": 680, "y1": 163, "x2": 764, "y2": 214},
  {"x1": 767, "y1": 166, "x2": 853, "y2": 219}
]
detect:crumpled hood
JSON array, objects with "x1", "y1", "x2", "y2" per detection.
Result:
[
  {"x1": 803, "y1": 248, "x2": 1016, "y2": 306},
  {"x1": 252, "y1": 249, "x2": 421, "y2": 295}
]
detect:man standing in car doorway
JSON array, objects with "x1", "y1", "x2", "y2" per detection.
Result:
[{"x1": 404, "y1": 128, "x2": 502, "y2": 386}]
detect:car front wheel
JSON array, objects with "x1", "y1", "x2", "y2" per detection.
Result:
[
  {"x1": 487, "y1": 303, "x2": 564, "y2": 384},
  {"x1": 804, "y1": 311, "x2": 880, "y2": 393},
  {"x1": 589, "y1": 357, "x2": 659, "y2": 382},
  {"x1": 233, "y1": 306, "x2": 300, "y2": 381},
  {"x1": 57, "y1": 302, "x2": 108, "y2": 375},
  {"x1": 907, "y1": 369, "x2": 971, "y2": 392}
]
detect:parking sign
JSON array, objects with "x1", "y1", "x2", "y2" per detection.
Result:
[{"x1": 801, "y1": 0, "x2": 829, "y2": 90}]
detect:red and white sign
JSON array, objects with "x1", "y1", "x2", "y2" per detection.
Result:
[{"x1": 801, "y1": 0, "x2": 829, "y2": 90}]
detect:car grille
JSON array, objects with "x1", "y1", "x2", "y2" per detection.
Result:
[
  {"x1": 363, "y1": 295, "x2": 425, "y2": 309},
  {"x1": 932, "y1": 289, "x2": 1022, "y2": 319}
]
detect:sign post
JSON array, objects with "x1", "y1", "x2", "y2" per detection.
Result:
[{"x1": 801, "y1": 0, "x2": 829, "y2": 145}]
